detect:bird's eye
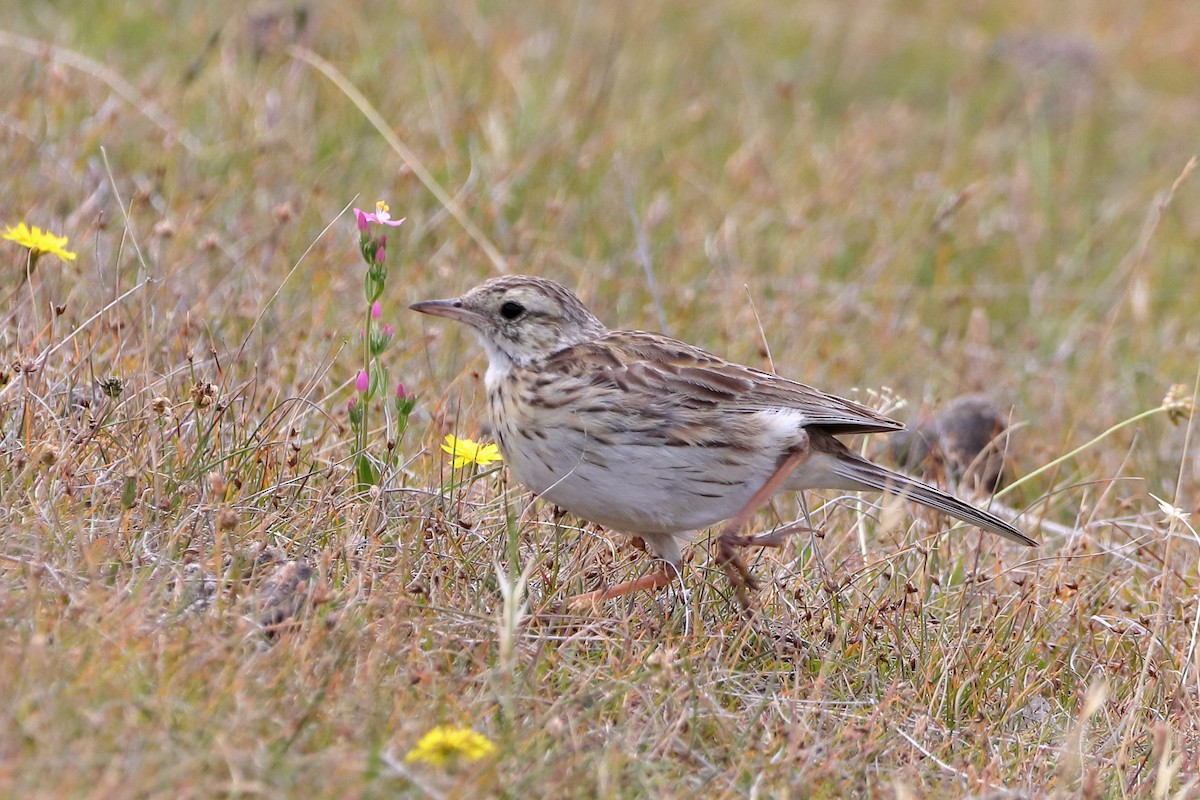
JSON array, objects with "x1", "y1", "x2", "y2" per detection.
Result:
[{"x1": 499, "y1": 301, "x2": 525, "y2": 320}]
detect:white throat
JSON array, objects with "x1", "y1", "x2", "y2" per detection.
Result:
[{"x1": 480, "y1": 336, "x2": 516, "y2": 391}]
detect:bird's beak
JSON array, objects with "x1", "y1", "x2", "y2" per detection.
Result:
[{"x1": 409, "y1": 297, "x2": 479, "y2": 325}]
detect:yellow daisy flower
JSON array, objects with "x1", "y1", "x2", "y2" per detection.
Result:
[
  {"x1": 441, "y1": 434, "x2": 503, "y2": 468},
  {"x1": 2, "y1": 222, "x2": 77, "y2": 263},
  {"x1": 404, "y1": 726, "x2": 496, "y2": 766}
]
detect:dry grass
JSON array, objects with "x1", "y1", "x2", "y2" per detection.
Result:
[{"x1": 2, "y1": 1, "x2": 1199, "y2": 796}]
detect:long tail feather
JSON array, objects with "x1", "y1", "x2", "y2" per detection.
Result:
[{"x1": 832, "y1": 454, "x2": 1037, "y2": 547}]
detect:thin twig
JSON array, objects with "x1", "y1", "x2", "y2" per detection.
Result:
[{"x1": 288, "y1": 46, "x2": 507, "y2": 275}]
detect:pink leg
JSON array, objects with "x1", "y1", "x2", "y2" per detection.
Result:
[
  {"x1": 569, "y1": 567, "x2": 677, "y2": 609},
  {"x1": 716, "y1": 444, "x2": 812, "y2": 608}
]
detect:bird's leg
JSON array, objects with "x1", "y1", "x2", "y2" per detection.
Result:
[
  {"x1": 743, "y1": 519, "x2": 817, "y2": 549},
  {"x1": 716, "y1": 442, "x2": 812, "y2": 608},
  {"x1": 568, "y1": 565, "x2": 678, "y2": 610}
]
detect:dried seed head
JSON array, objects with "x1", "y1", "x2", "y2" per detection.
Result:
[
  {"x1": 38, "y1": 445, "x2": 59, "y2": 466},
  {"x1": 272, "y1": 202, "x2": 295, "y2": 223},
  {"x1": 191, "y1": 381, "x2": 218, "y2": 408},
  {"x1": 1164, "y1": 384, "x2": 1195, "y2": 425},
  {"x1": 99, "y1": 376, "x2": 124, "y2": 398},
  {"x1": 217, "y1": 505, "x2": 238, "y2": 532}
]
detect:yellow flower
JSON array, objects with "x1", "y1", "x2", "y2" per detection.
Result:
[
  {"x1": 2, "y1": 222, "x2": 77, "y2": 263},
  {"x1": 441, "y1": 434, "x2": 502, "y2": 468},
  {"x1": 404, "y1": 726, "x2": 496, "y2": 766}
]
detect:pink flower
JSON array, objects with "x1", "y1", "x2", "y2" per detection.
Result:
[
  {"x1": 376, "y1": 244, "x2": 386, "y2": 264},
  {"x1": 348, "y1": 396, "x2": 358, "y2": 410},
  {"x1": 394, "y1": 381, "x2": 416, "y2": 414},
  {"x1": 372, "y1": 301, "x2": 382, "y2": 319},
  {"x1": 355, "y1": 369, "x2": 370, "y2": 393},
  {"x1": 382, "y1": 324, "x2": 395, "y2": 338},
  {"x1": 352, "y1": 200, "x2": 406, "y2": 229},
  {"x1": 372, "y1": 201, "x2": 404, "y2": 226}
]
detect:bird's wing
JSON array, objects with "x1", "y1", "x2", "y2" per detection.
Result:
[{"x1": 543, "y1": 330, "x2": 903, "y2": 435}]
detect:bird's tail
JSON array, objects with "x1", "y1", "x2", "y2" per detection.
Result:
[{"x1": 831, "y1": 452, "x2": 1037, "y2": 547}]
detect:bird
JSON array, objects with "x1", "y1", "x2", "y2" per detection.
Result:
[
  {"x1": 411, "y1": 275, "x2": 1037, "y2": 607},
  {"x1": 883, "y1": 394, "x2": 1012, "y2": 496}
]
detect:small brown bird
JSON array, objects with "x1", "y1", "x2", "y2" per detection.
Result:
[
  {"x1": 412, "y1": 276, "x2": 1036, "y2": 606},
  {"x1": 885, "y1": 394, "x2": 1012, "y2": 496}
]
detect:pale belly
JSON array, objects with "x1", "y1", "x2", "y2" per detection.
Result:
[{"x1": 498, "y1": 427, "x2": 781, "y2": 535}]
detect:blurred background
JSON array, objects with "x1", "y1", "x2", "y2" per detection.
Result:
[
  {"x1": 4, "y1": 1, "x2": 1197, "y2": 497},
  {"x1": 2, "y1": 2, "x2": 1199, "y2": 794}
]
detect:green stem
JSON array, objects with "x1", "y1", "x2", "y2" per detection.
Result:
[
  {"x1": 357, "y1": 301, "x2": 373, "y2": 489},
  {"x1": 995, "y1": 404, "x2": 1167, "y2": 499}
]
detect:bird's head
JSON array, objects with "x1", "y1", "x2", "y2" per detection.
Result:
[{"x1": 410, "y1": 275, "x2": 606, "y2": 367}]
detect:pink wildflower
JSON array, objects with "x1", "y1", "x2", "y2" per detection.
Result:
[{"x1": 352, "y1": 200, "x2": 406, "y2": 229}]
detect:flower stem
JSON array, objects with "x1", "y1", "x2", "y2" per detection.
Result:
[
  {"x1": 356, "y1": 301, "x2": 374, "y2": 489},
  {"x1": 995, "y1": 404, "x2": 1167, "y2": 499}
]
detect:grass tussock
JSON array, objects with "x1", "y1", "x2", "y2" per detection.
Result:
[{"x1": 2, "y1": 1, "x2": 1200, "y2": 796}]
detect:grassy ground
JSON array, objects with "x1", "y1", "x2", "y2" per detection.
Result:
[{"x1": 2, "y1": 1, "x2": 1199, "y2": 796}]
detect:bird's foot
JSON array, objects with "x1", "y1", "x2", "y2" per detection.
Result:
[
  {"x1": 743, "y1": 520, "x2": 816, "y2": 549},
  {"x1": 567, "y1": 568, "x2": 675, "y2": 611},
  {"x1": 715, "y1": 531, "x2": 759, "y2": 610},
  {"x1": 716, "y1": 521, "x2": 816, "y2": 609}
]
